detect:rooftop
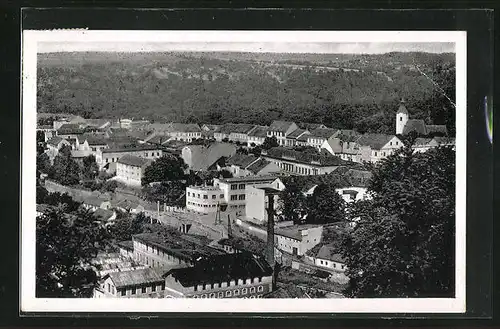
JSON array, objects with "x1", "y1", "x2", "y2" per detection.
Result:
[
  {"x1": 356, "y1": 133, "x2": 396, "y2": 150},
  {"x1": 105, "y1": 267, "x2": 165, "y2": 289},
  {"x1": 247, "y1": 125, "x2": 269, "y2": 138},
  {"x1": 310, "y1": 244, "x2": 345, "y2": 263},
  {"x1": 218, "y1": 236, "x2": 267, "y2": 256},
  {"x1": 46, "y1": 136, "x2": 65, "y2": 147},
  {"x1": 163, "y1": 253, "x2": 273, "y2": 287},
  {"x1": 116, "y1": 154, "x2": 152, "y2": 167},
  {"x1": 216, "y1": 174, "x2": 280, "y2": 184},
  {"x1": 263, "y1": 147, "x2": 347, "y2": 167},
  {"x1": 186, "y1": 143, "x2": 237, "y2": 172},
  {"x1": 218, "y1": 123, "x2": 256, "y2": 135},
  {"x1": 226, "y1": 154, "x2": 259, "y2": 168},
  {"x1": 116, "y1": 240, "x2": 134, "y2": 251},
  {"x1": 148, "y1": 123, "x2": 201, "y2": 133},
  {"x1": 269, "y1": 120, "x2": 296, "y2": 133},
  {"x1": 287, "y1": 128, "x2": 309, "y2": 139},
  {"x1": 132, "y1": 232, "x2": 225, "y2": 263},
  {"x1": 275, "y1": 224, "x2": 323, "y2": 241},
  {"x1": 93, "y1": 208, "x2": 115, "y2": 221},
  {"x1": 246, "y1": 158, "x2": 273, "y2": 175},
  {"x1": 102, "y1": 145, "x2": 161, "y2": 154},
  {"x1": 309, "y1": 128, "x2": 339, "y2": 139}
]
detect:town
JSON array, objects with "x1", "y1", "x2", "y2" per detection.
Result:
[{"x1": 35, "y1": 99, "x2": 455, "y2": 299}]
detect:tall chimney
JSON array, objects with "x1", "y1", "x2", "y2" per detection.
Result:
[
  {"x1": 266, "y1": 194, "x2": 275, "y2": 268},
  {"x1": 227, "y1": 214, "x2": 232, "y2": 238}
]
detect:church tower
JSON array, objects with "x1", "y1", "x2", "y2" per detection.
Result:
[{"x1": 396, "y1": 99, "x2": 409, "y2": 135}]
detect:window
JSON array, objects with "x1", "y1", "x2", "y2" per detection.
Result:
[
  {"x1": 212, "y1": 195, "x2": 216, "y2": 199},
  {"x1": 383, "y1": 152, "x2": 386, "y2": 156},
  {"x1": 120, "y1": 289, "x2": 126, "y2": 296},
  {"x1": 210, "y1": 293, "x2": 215, "y2": 298},
  {"x1": 188, "y1": 192, "x2": 191, "y2": 197},
  {"x1": 202, "y1": 284, "x2": 206, "y2": 290},
  {"x1": 242, "y1": 288, "x2": 248, "y2": 295},
  {"x1": 250, "y1": 287, "x2": 256, "y2": 293},
  {"x1": 374, "y1": 152, "x2": 378, "y2": 156},
  {"x1": 226, "y1": 290, "x2": 232, "y2": 297},
  {"x1": 203, "y1": 195, "x2": 208, "y2": 199},
  {"x1": 142, "y1": 287, "x2": 146, "y2": 293},
  {"x1": 341, "y1": 265, "x2": 345, "y2": 269},
  {"x1": 105, "y1": 158, "x2": 108, "y2": 163},
  {"x1": 197, "y1": 194, "x2": 200, "y2": 198},
  {"x1": 390, "y1": 141, "x2": 392, "y2": 146},
  {"x1": 400, "y1": 117, "x2": 403, "y2": 121},
  {"x1": 231, "y1": 184, "x2": 238, "y2": 190},
  {"x1": 333, "y1": 263, "x2": 336, "y2": 268},
  {"x1": 238, "y1": 184, "x2": 245, "y2": 189},
  {"x1": 152, "y1": 285, "x2": 156, "y2": 292},
  {"x1": 131, "y1": 288, "x2": 136, "y2": 295},
  {"x1": 238, "y1": 194, "x2": 245, "y2": 200},
  {"x1": 107, "y1": 283, "x2": 111, "y2": 292},
  {"x1": 396, "y1": 141, "x2": 399, "y2": 145},
  {"x1": 234, "y1": 289, "x2": 240, "y2": 296},
  {"x1": 218, "y1": 292, "x2": 224, "y2": 298},
  {"x1": 220, "y1": 194, "x2": 224, "y2": 199},
  {"x1": 257, "y1": 286, "x2": 264, "y2": 292},
  {"x1": 157, "y1": 152, "x2": 160, "y2": 156},
  {"x1": 201, "y1": 294, "x2": 207, "y2": 298},
  {"x1": 230, "y1": 195, "x2": 238, "y2": 201}
]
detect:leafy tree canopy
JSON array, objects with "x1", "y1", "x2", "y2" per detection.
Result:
[{"x1": 141, "y1": 155, "x2": 187, "y2": 186}]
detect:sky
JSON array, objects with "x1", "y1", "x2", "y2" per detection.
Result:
[{"x1": 38, "y1": 42, "x2": 455, "y2": 54}]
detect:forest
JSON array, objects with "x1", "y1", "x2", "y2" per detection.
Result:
[{"x1": 37, "y1": 51, "x2": 456, "y2": 135}]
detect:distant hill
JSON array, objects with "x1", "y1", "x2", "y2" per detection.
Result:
[{"x1": 37, "y1": 51, "x2": 456, "y2": 134}]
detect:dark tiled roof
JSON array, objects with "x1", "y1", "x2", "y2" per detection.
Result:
[
  {"x1": 217, "y1": 174, "x2": 280, "y2": 184},
  {"x1": 356, "y1": 134, "x2": 395, "y2": 150},
  {"x1": 246, "y1": 158, "x2": 272, "y2": 174},
  {"x1": 116, "y1": 240, "x2": 134, "y2": 251},
  {"x1": 226, "y1": 154, "x2": 259, "y2": 168},
  {"x1": 433, "y1": 136, "x2": 455, "y2": 145},
  {"x1": 81, "y1": 134, "x2": 109, "y2": 146},
  {"x1": 426, "y1": 125, "x2": 448, "y2": 135},
  {"x1": 247, "y1": 125, "x2": 269, "y2": 138},
  {"x1": 116, "y1": 154, "x2": 152, "y2": 167},
  {"x1": 57, "y1": 123, "x2": 85, "y2": 134},
  {"x1": 269, "y1": 120, "x2": 296, "y2": 133},
  {"x1": 133, "y1": 232, "x2": 225, "y2": 263},
  {"x1": 163, "y1": 253, "x2": 273, "y2": 287},
  {"x1": 287, "y1": 128, "x2": 308, "y2": 139},
  {"x1": 315, "y1": 245, "x2": 345, "y2": 263},
  {"x1": 309, "y1": 128, "x2": 339, "y2": 139},
  {"x1": 219, "y1": 123, "x2": 256, "y2": 135},
  {"x1": 102, "y1": 145, "x2": 161, "y2": 154},
  {"x1": 46, "y1": 136, "x2": 65, "y2": 147},
  {"x1": 105, "y1": 267, "x2": 165, "y2": 289},
  {"x1": 397, "y1": 103, "x2": 409, "y2": 114},
  {"x1": 188, "y1": 143, "x2": 237, "y2": 171},
  {"x1": 413, "y1": 137, "x2": 433, "y2": 146},
  {"x1": 264, "y1": 147, "x2": 347, "y2": 167},
  {"x1": 298, "y1": 122, "x2": 328, "y2": 130},
  {"x1": 93, "y1": 208, "x2": 115, "y2": 221},
  {"x1": 202, "y1": 124, "x2": 222, "y2": 131},
  {"x1": 148, "y1": 123, "x2": 201, "y2": 133},
  {"x1": 218, "y1": 236, "x2": 267, "y2": 256},
  {"x1": 403, "y1": 119, "x2": 427, "y2": 135}
]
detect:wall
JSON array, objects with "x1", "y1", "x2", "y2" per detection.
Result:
[
  {"x1": 132, "y1": 239, "x2": 193, "y2": 268},
  {"x1": 186, "y1": 186, "x2": 224, "y2": 213},
  {"x1": 314, "y1": 257, "x2": 347, "y2": 272},
  {"x1": 116, "y1": 163, "x2": 144, "y2": 186},
  {"x1": 245, "y1": 186, "x2": 266, "y2": 223}
]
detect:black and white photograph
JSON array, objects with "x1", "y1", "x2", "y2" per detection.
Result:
[{"x1": 21, "y1": 30, "x2": 466, "y2": 313}]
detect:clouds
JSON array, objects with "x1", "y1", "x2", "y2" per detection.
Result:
[{"x1": 38, "y1": 41, "x2": 455, "y2": 54}]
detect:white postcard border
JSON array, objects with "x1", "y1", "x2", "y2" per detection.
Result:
[{"x1": 21, "y1": 30, "x2": 467, "y2": 313}]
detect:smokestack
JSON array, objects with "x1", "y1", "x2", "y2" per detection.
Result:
[
  {"x1": 266, "y1": 194, "x2": 275, "y2": 268},
  {"x1": 227, "y1": 214, "x2": 232, "y2": 238}
]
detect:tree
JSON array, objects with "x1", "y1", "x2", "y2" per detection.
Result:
[
  {"x1": 108, "y1": 211, "x2": 151, "y2": 242},
  {"x1": 341, "y1": 144, "x2": 455, "y2": 298},
  {"x1": 306, "y1": 183, "x2": 346, "y2": 224},
  {"x1": 142, "y1": 180, "x2": 186, "y2": 206},
  {"x1": 37, "y1": 152, "x2": 51, "y2": 176},
  {"x1": 141, "y1": 155, "x2": 187, "y2": 186},
  {"x1": 82, "y1": 155, "x2": 99, "y2": 180},
  {"x1": 262, "y1": 136, "x2": 279, "y2": 150},
  {"x1": 36, "y1": 208, "x2": 106, "y2": 297},
  {"x1": 37, "y1": 131, "x2": 46, "y2": 155},
  {"x1": 278, "y1": 177, "x2": 308, "y2": 224},
  {"x1": 49, "y1": 145, "x2": 81, "y2": 186}
]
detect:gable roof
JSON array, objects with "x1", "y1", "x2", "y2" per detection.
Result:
[
  {"x1": 425, "y1": 124, "x2": 448, "y2": 135},
  {"x1": 148, "y1": 123, "x2": 201, "y2": 133},
  {"x1": 247, "y1": 125, "x2": 269, "y2": 138},
  {"x1": 309, "y1": 128, "x2": 339, "y2": 139},
  {"x1": 287, "y1": 128, "x2": 309, "y2": 139},
  {"x1": 269, "y1": 120, "x2": 296, "y2": 133},
  {"x1": 187, "y1": 143, "x2": 237, "y2": 171},
  {"x1": 264, "y1": 147, "x2": 347, "y2": 167},
  {"x1": 298, "y1": 122, "x2": 328, "y2": 130},
  {"x1": 117, "y1": 154, "x2": 152, "y2": 167},
  {"x1": 403, "y1": 119, "x2": 427, "y2": 135},
  {"x1": 433, "y1": 136, "x2": 455, "y2": 145},
  {"x1": 226, "y1": 154, "x2": 259, "y2": 168},
  {"x1": 356, "y1": 134, "x2": 395, "y2": 150},
  {"x1": 217, "y1": 123, "x2": 256, "y2": 135},
  {"x1": 46, "y1": 136, "x2": 66, "y2": 147},
  {"x1": 315, "y1": 245, "x2": 345, "y2": 263},
  {"x1": 57, "y1": 123, "x2": 85, "y2": 135},
  {"x1": 80, "y1": 134, "x2": 109, "y2": 146},
  {"x1": 163, "y1": 253, "x2": 273, "y2": 287},
  {"x1": 413, "y1": 137, "x2": 434, "y2": 146},
  {"x1": 246, "y1": 158, "x2": 272, "y2": 174},
  {"x1": 93, "y1": 208, "x2": 115, "y2": 221},
  {"x1": 105, "y1": 267, "x2": 165, "y2": 289}
]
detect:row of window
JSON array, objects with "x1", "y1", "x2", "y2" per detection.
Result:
[
  {"x1": 187, "y1": 192, "x2": 224, "y2": 199},
  {"x1": 230, "y1": 194, "x2": 245, "y2": 201},
  {"x1": 318, "y1": 259, "x2": 345, "y2": 269},
  {"x1": 187, "y1": 201, "x2": 218, "y2": 209},
  {"x1": 275, "y1": 161, "x2": 316, "y2": 175},
  {"x1": 308, "y1": 138, "x2": 325, "y2": 144},
  {"x1": 193, "y1": 286, "x2": 264, "y2": 298},
  {"x1": 104, "y1": 152, "x2": 161, "y2": 163},
  {"x1": 117, "y1": 283, "x2": 164, "y2": 296},
  {"x1": 195, "y1": 277, "x2": 264, "y2": 291},
  {"x1": 230, "y1": 183, "x2": 246, "y2": 190},
  {"x1": 268, "y1": 131, "x2": 284, "y2": 137}
]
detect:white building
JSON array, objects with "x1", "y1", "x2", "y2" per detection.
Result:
[
  {"x1": 115, "y1": 155, "x2": 152, "y2": 186},
  {"x1": 274, "y1": 225, "x2": 323, "y2": 256},
  {"x1": 305, "y1": 245, "x2": 347, "y2": 272},
  {"x1": 95, "y1": 146, "x2": 163, "y2": 171},
  {"x1": 267, "y1": 121, "x2": 299, "y2": 146}
]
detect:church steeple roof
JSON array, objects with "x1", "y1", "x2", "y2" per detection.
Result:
[{"x1": 397, "y1": 98, "x2": 408, "y2": 115}]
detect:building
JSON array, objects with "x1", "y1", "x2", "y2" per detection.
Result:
[
  {"x1": 306, "y1": 128, "x2": 340, "y2": 150},
  {"x1": 267, "y1": 121, "x2": 299, "y2": 146},
  {"x1": 132, "y1": 232, "x2": 225, "y2": 269},
  {"x1": 285, "y1": 128, "x2": 310, "y2": 147},
  {"x1": 162, "y1": 253, "x2": 274, "y2": 298},
  {"x1": 56, "y1": 123, "x2": 86, "y2": 139},
  {"x1": 261, "y1": 147, "x2": 349, "y2": 175},
  {"x1": 95, "y1": 145, "x2": 163, "y2": 171},
  {"x1": 274, "y1": 224, "x2": 323, "y2": 256},
  {"x1": 355, "y1": 134, "x2": 403, "y2": 163},
  {"x1": 186, "y1": 175, "x2": 285, "y2": 213},
  {"x1": 245, "y1": 186, "x2": 282, "y2": 224},
  {"x1": 147, "y1": 123, "x2": 202, "y2": 142},
  {"x1": 305, "y1": 244, "x2": 347, "y2": 272},
  {"x1": 412, "y1": 136, "x2": 456, "y2": 153},
  {"x1": 79, "y1": 134, "x2": 110, "y2": 153},
  {"x1": 223, "y1": 154, "x2": 279, "y2": 177},
  {"x1": 94, "y1": 267, "x2": 166, "y2": 298},
  {"x1": 115, "y1": 155, "x2": 152, "y2": 186},
  {"x1": 181, "y1": 143, "x2": 237, "y2": 172},
  {"x1": 396, "y1": 100, "x2": 448, "y2": 136},
  {"x1": 246, "y1": 125, "x2": 269, "y2": 147},
  {"x1": 116, "y1": 240, "x2": 135, "y2": 259}
]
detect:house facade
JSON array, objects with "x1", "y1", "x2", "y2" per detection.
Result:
[
  {"x1": 93, "y1": 267, "x2": 166, "y2": 298},
  {"x1": 305, "y1": 245, "x2": 347, "y2": 273},
  {"x1": 115, "y1": 155, "x2": 153, "y2": 186},
  {"x1": 267, "y1": 121, "x2": 299, "y2": 146},
  {"x1": 274, "y1": 225, "x2": 323, "y2": 256},
  {"x1": 95, "y1": 146, "x2": 163, "y2": 171}
]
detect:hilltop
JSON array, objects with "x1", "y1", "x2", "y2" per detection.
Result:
[{"x1": 37, "y1": 51, "x2": 456, "y2": 134}]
